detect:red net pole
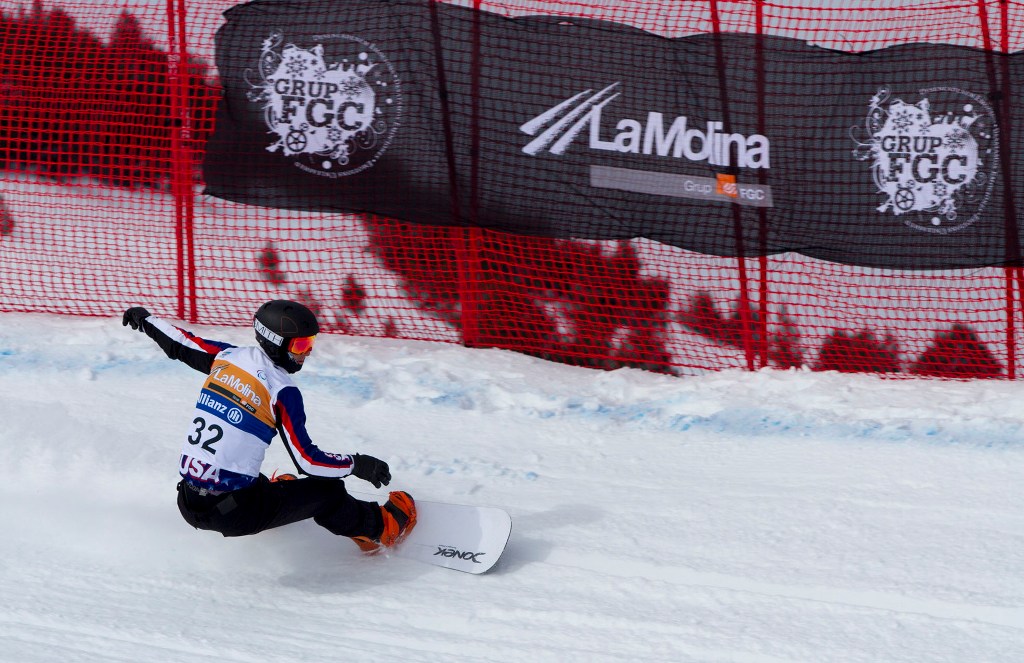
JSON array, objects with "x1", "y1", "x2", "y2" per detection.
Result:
[
  {"x1": 710, "y1": 0, "x2": 756, "y2": 371},
  {"x1": 754, "y1": 0, "x2": 770, "y2": 369},
  {"x1": 1011, "y1": 0, "x2": 1024, "y2": 379},
  {"x1": 978, "y1": 0, "x2": 1020, "y2": 378},
  {"x1": 166, "y1": 0, "x2": 196, "y2": 323},
  {"x1": 461, "y1": 0, "x2": 485, "y2": 348},
  {"x1": 175, "y1": 0, "x2": 197, "y2": 324},
  {"x1": 1004, "y1": 0, "x2": 1024, "y2": 380},
  {"x1": 167, "y1": 0, "x2": 185, "y2": 320}
]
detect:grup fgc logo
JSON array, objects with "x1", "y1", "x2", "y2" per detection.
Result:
[
  {"x1": 852, "y1": 87, "x2": 998, "y2": 234},
  {"x1": 246, "y1": 31, "x2": 402, "y2": 178}
]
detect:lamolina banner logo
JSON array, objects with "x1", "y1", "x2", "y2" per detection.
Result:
[
  {"x1": 246, "y1": 32, "x2": 402, "y2": 178},
  {"x1": 852, "y1": 87, "x2": 998, "y2": 234},
  {"x1": 520, "y1": 83, "x2": 771, "y2": 170},
  {"x1": 520, "y1": 83, "x2": 775, "y2": 208}
]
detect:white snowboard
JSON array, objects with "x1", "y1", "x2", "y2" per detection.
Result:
[{"x1": 350, "y1": 490, "x2": 512, "y2": 574}]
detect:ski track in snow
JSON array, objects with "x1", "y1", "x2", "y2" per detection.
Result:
[{"x1": 0, "y1": 313, "x2": 1022, "y2": 662}]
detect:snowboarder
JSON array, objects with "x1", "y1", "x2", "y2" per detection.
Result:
[{"x1": 122, "y1": 300, "x2": 415, "y2": 553}]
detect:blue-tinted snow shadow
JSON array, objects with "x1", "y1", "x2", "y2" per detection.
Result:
[
  {"x1": 488, "y1": 503, "x2": 605, "y2": 574},
  {"x1": 266, "y1": 522, "x2": 431, "y2": 592}
]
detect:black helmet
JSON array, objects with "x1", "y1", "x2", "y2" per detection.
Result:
[{"x1": 253, "y1": 300, "x2": 320, "y2": 373}]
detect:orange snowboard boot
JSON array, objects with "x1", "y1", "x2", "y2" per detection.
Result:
[{"x1": 351, "y1": 491, "x2": 417, "y2": 554}]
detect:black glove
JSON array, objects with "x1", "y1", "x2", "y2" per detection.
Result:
[
  {"x1": 122, "y1": 306, "x2": 151, "y2": 332},
  {"x1": 351, "y1": 454, "x2": 391, "y2": 489}
]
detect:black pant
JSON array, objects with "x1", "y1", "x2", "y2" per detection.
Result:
[{"x1": 177, "y1": 475, "x2": 383, "y2": 539}]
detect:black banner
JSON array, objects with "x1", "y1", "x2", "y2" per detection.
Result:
[{"x1": 203, "y1": 0, "x2": 1022, "y2": 269}]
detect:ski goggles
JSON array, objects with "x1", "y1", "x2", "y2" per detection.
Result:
[{"x1": 287, "y1": 335, "x2": 317, "y2": 356}]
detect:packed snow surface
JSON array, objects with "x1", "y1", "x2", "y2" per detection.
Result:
[{"x1": 0, "y1": 312, "x2": 1022, "y2": 662}]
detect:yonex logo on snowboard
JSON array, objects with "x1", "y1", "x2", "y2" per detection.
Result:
[{"x1": 435, "y1": 545, "x2": 486, "y2": 563}]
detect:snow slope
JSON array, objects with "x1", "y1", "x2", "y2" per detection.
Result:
[{"x1": 0, "y1": 311, "x2": 1022, "y2": 662}]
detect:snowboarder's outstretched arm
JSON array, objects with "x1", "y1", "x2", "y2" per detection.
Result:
[
  {"x1": 122, "y1": 306, "x2": 234, "y2": 374},
  {"x1": 274, "y1": 385, "x2": 392, "y2": 487}
]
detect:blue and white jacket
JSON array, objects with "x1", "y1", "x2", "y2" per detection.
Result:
[{"x1": 142, "y1": 316, "x2": 356, "y2": 493}]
